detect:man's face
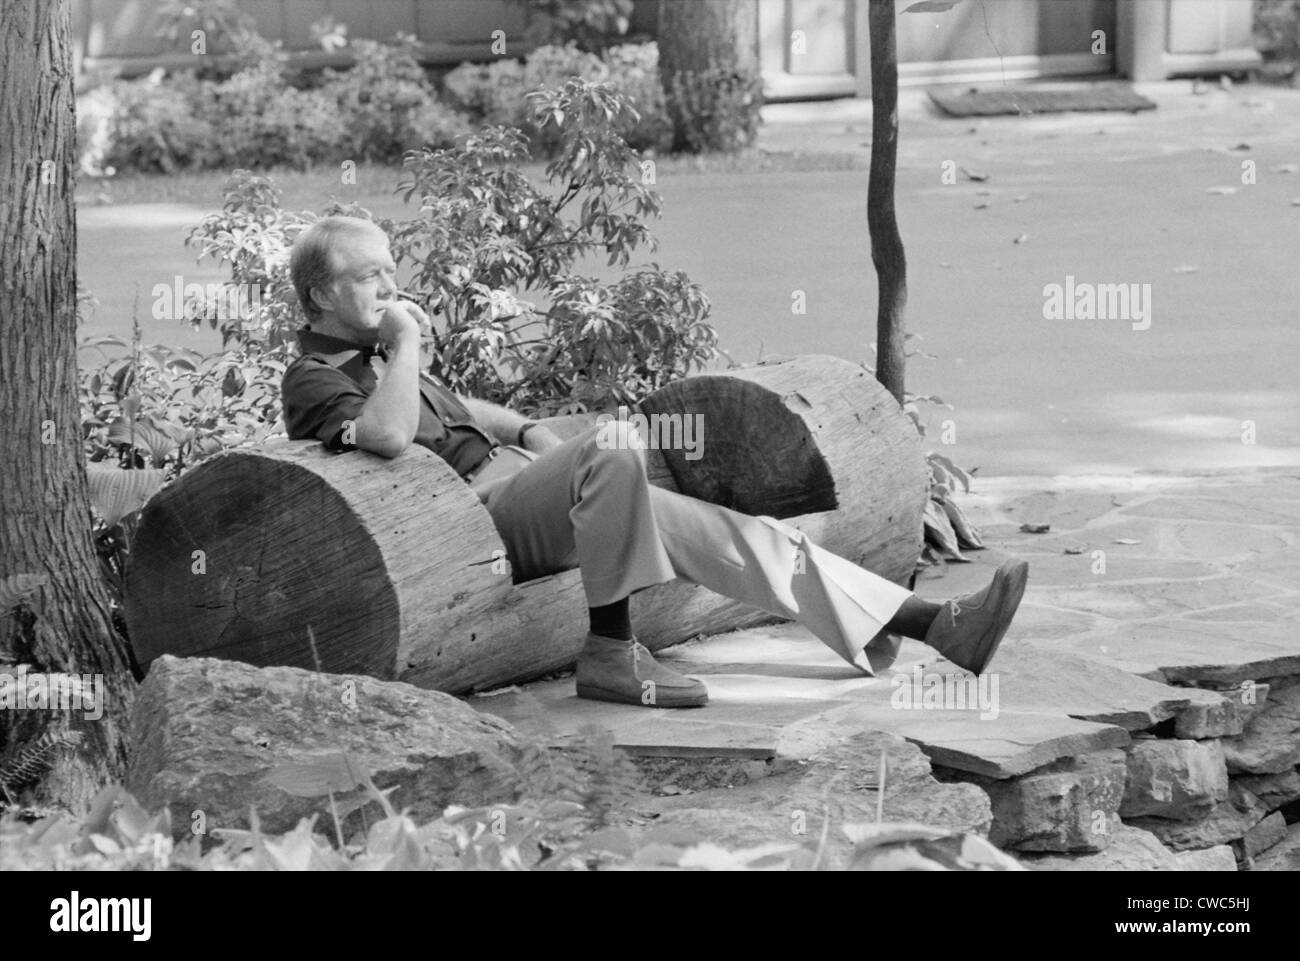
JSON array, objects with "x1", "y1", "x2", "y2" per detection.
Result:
[{"x1": 317, "y1": 227, "x2": 397, "y2": 341}]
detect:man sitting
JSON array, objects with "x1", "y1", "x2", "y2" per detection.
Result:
[{"x1": 281, "y1": 216, "x2": 1029, "y2": 708}]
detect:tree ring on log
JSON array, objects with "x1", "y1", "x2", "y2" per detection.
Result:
[
  {"x1": 638, "y1": 374, "x2": 837, "y2": 518},
  {"x1": 125, "y1": 450, "x2": 401, "y2": 678}
]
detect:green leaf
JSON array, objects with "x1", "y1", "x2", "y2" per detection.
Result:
[
  {"x1": 263, "y1": 754, "x2": 370, "y2": 798},
  {"x1": 85, "y1": 464, "x2": 165, "y2": 526},
  {"x1": 106, "y1": 418, "x2": 177, "y2": 465}
]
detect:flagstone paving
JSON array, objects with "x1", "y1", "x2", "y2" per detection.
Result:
[{"x1": 471, "y1": 469, "x2": 1300, "y2": 786}]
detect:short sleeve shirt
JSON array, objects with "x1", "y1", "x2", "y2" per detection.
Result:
[{"x1": 281, "y1": 328, "x2": 496, "y2": 479}]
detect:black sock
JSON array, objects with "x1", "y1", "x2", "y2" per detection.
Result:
[
  {"x1": 884, "y1": 596, "x2": 943, "y2": 640},
  {"x1": 588, "y1": 598, "x2": 633, "y2": 641}
]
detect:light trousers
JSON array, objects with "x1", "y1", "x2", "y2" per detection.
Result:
[{"x1": 485, "y1": 422, "x2": 912, "y2": 675}]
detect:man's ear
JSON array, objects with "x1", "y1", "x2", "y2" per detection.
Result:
[{"x1": 309, "y1": 282, "x2": 336, "y2": 317}]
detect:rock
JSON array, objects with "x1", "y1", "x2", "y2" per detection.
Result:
[
  {"x1": 1220, "y1": 680, "x2": 1300, "y2": 774},
  {"x1": 127, "y1": 656, "x2": 521, "y2": 837},
  {"x1": 1201, "y1": 679, "x2": 1270, "y2": 726},
  {"x1": 1251, "y1": 823, "x2": 1300, "y2": 872},
  {"x1": 888, "y1": 709, "x2": 1130, "y2": 779},
  {"x1": 974, "y1": 646, "x2": 1201, "y2": 731},
  {"x1": 1127, "y1": 782, "x2": 1268, "y2": 851},
  {"x1": 1234, "y1": 769, "x2": 1300, "y2": 812},
  {"x1": 1175, "y1": 846, "x2": 1237, "y2": 871},
  {"x1": 636, "y1": 730, "x2": 992, "y2": 869},
  {"x1": 1173, "y1": 687, "x2": 1243, "y2": 739},
  {"x1": 1023, "y1": 824, "x2": 1181, "y2": 871},
  {"x1": 965, "y1": 749, "x2": 1127, "y2": 853},
  {"x1": 1119, "y1": 738, "x2": 1229, "y2": 820},
  {"x1": 1235, "y1": 811, "x2": 1287, "y2": 862}
]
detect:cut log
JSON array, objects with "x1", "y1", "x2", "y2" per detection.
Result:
[{"x1": 125, "y1": 355, "x2": 926, "y2": 693}]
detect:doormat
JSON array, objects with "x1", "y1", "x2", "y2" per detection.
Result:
[{"x1": 929, "y1": 85, "x2": 1157, "y2": 117}]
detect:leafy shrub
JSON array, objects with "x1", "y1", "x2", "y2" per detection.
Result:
[
  {"x1": 94, "y1": 72, "x2": 214, "y2": 174},
  {"x1": 390, "y1": 80, "x2": 716, "y2": 414},
  {"x1": 443, "y1": 42, "x2": 672, "y2": 156},
  {"x1": 77, "y1": 32, "x2": 468, "y2": 175},
  {"x1": 204, "y1": 61, "x2": 347, "y2": 170},
  {"x1": 320, "y1": 36, "x2": 469, "y2": 161},
  {"x1": 600, "y1": 42, "x2": 673, "y2": 153}
]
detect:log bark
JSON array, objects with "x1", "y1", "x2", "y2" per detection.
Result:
[
  {"x1": 0, "y1": 0, "x2": 135, "y2": 810},
  {"x1": 125, "y1": 356, "x2": 925, "y2": 694}
]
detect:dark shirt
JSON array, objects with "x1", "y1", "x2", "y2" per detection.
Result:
[{"x1": 281, "y1": 328, "x2": 496, "y2": 478}]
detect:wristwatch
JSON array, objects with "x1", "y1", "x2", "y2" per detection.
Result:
[{"x1": 516, "y1": 422, "x2": 537, "y2": 447}]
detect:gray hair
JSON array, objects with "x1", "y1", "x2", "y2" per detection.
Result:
[{"x1": 289, "y1": 216, "x2": 386, "y2": 323}]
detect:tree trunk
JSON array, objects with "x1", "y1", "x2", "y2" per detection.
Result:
[
  {"x1": 658, "y1": 0, "x2": 761, "y2": 152},
  {"x1": 0, "y1": 0, "x2": 134, "y2": 812},
  {"x1": 867, "y1": 0, "x2": 907, "y2": 405}
]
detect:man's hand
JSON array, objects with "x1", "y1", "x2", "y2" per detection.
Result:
[
  {"x1": 378, "y1": 299, "x2": 426, "y2": 351},
  {"x1": 349, "y1": 301, "x2": 424, "y2": 458}
]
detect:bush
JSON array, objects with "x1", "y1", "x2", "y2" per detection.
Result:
[
  {"x1": 93, "y1": 73, "x2": 214, "y2": 174},
  {"x1": 391, "y1": 81, "x2": 715, "y2": 414},
  {"x1": 443, "y1": 42, "x2": 672, "y2": 156},
  {"x1": 600, "y1": 42, "x2": 672, "y2": 153},
  {"x1": 320, "y1": 36, "x2": 469, "y2": 161},
  {"x1": 77, "y1": 34, "x2": 469, "y2": 175},
  {"x1": 204, "y1": 61, "x2": 347, "y2": 170}
]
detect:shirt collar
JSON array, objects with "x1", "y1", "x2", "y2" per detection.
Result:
[{"x1": 297, "y1": 327, "x2": 386, "y2": 365}]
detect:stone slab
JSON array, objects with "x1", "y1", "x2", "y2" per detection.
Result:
[
  {"x1": 633, "y1": 730, "x2": 993, "y2": 868},
  {"x1": 1120, "y1": 738, "x2": 1229, "y2": 820},
  {"x1": 1236, "y1": 811, "x2": 1288, "y2": 861},
  {"x1": 978, "y1": 749, "x2": 1127, "y2": 853},
  {"x1": 472, "y1": 623, "x2": 1130, "y2": 779},
  {"x1": 1250, "y1": 823, "x2": 1300, "y2": 872},
  {"x1": 1175, "y1": 846, "x2": 1239, "y2": 871},
  {"x1": 1123, "y1": 495, "x2": 1300, "y2": 528},
  {"x1": 1234, "y1": 769, "x2": 1300, "y2": 812},
  {"x1": 1024, "y1": 618, "x2": 1300, "y2": 686},
  {"x1": 1127, "y1": 782, "x2": 1269, "y2": 851},
  {"x1": 1023, "y1": 824, "x2": 1182, "y2": 871},
  {"x1": 1220, "y1": 679, "x2": 1300, "y2": 774},
  {"x1": 975, "y1": 645, "x2": 1198, "y2": 731},
  {"x1": 1172, "y1": 686, "x2": 1242, "y2": 739}
]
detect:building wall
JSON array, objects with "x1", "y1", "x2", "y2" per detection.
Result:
[{"x1": 73, "y1": 0, "x2": 1262, "y2": 92}]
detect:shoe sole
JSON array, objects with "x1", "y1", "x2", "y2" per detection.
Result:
[
  {"x1": 575, "y1": 683, "x2": 708, "y2": 709},
  {"x1": 962, "y1": 559, "x2": 1029, "y2": 675}
]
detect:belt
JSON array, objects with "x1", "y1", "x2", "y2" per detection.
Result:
[{"x1": 463, "y1": 445, "x2": 504, "y2": 483}]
